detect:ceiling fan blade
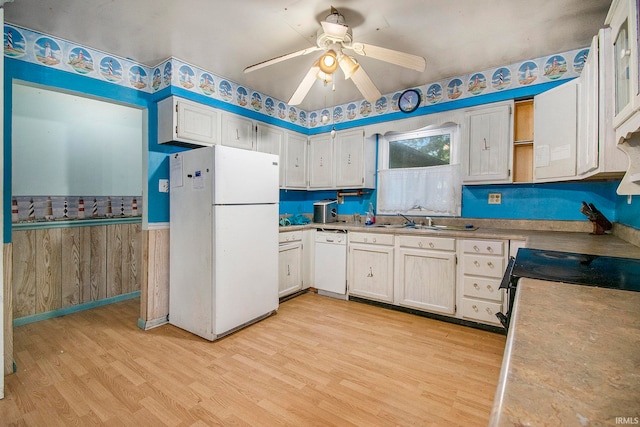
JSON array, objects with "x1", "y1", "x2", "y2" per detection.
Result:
[
  {"x1": 288, "y1": 63, "x2": 321, "y2": 106},
  {"x1": 349, "y1": 42, "x2": 426, "y2": 72},
  {"x1": 321, "y1": 20, "x2": 349, "y2": 41},
  {"x1": 244, "y1": 46, "x2": 322, "y2": 73},
  {"x1": 349, "y1": 66, "x2": 382, "y2": 103}
]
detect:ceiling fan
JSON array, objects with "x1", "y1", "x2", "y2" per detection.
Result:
[{"x1": 244, "y1": 6, "x2": 426, "y2": 106}]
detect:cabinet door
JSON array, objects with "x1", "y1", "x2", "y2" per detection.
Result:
[
  {"x1": 335, "y1": 129, "x2": 365, "y2": 188},
  {"x1": 285, "y1": 132, "x2": 308, "y2": 189},
  {"x1": 221, "y1": 114, "x2": 254, "y2": 150},
  {"x1": 278, "y1": 242, "x2": 302, "y2": 297},
  {"x1": 577, "y1": 35, "x2": 600, "y2": 175},
  {"x1": 464, "y1": 103, "x2": 512, "y2": 183},
  {"x1": 534, "y1": 80, "x2": 578, "y2": 180},
  {"x1": 396, "y1": 248, "x2": 456, "y2": 314},
  {"x1": 256, "y1": 123, "x2": 285, "y2": 186},
  {"x1": 176, "y1": 99, "x2": 219, "y2": 145},
  {"x1": 308, "y1": 134, "x2": 334, "y2": 188},
  {"x1": 348, "y1": 244, "x2": 394, "y2": 303}
]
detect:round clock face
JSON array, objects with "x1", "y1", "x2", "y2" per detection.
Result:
[{"x1": 398, "y1": 89, "x2": 421, "y2": 113}]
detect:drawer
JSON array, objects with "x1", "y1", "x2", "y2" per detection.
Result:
[
  {"x1": 462, "y1": 298, "x2": 502, "y2": 325},
  {"x1": 463, "y1": 276, "x2": 503, "y2": 302},
  {"x1": 349, "y1": 232, "x2": 394, "y2": 246},
  {"x1": 398, "y1": 235, "x2": 455, "y2": 251},
  {"x1": 279, "y1": 231, "x2": 302, "y2": 243},
  {"x1": 462, "y1": 239, "x2": 505, "y2": 256},
  {"x1": 463, "y1": 254, "x2": 505, "y2": 278}
]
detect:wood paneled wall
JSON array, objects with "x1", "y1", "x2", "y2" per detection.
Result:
[
  {"x1": 11, "y1": 223, "x2": 141, "y2": 319},
  {"x1": 140, "y1": 227, "x2": 170, "y2": 328},
  {"x1": 4, "y1": 243, "x2": 13, "y2": 375}
]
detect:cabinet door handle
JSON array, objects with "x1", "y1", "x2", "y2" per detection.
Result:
[
  {"x1": 474, "y1": 260, "x2": 480, "y2": 267},
  {"x1": 367, "y1": 267, "x2": 374, "y2": 277},
  {"x1": 487, "y1": 246, "x2": 494, "y2": 253},
  {"x1": 472, "y1": 305, "x2": 479, "y2": 312},
  {"x1": 485, "y1": 307, "x2": 493, "y2": 315},
  {"x1": 486, "y1": 284, "x2": 493, "y2": 292},
  {"x1": 487, "y1": 261, "x2": 494, "y2": 268},
  {"x1": 473, "y1": 283, "x2": 480, "y2": 290},
  {"x1": 287, "y1": 265, "x2": 291, "y2": 276},
  {"x1": 235, "y1": 129, "x2": 240, "y2": 140},
  {"x1": 620, "y1": 48, "x2": 631, "y2": 59},
  {"x1": 473, "y1": 245, "x2": 480, "y2": 252}
]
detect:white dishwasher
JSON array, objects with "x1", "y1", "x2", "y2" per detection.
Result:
[{"x1": 314, "y1": 230, "x2": 347, "y2": 300}]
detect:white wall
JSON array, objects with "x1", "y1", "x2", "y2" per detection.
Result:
[{"x1": 12, "y1": 83, "x2": 142, "y2": 196}]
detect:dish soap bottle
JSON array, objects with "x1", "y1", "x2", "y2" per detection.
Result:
[{"x1": 365, "y1": 202, "x2": 375, "y2": 225}]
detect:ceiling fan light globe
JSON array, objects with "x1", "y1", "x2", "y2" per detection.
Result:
[
  {"x1": 319, "y1": 50, "x2": 338, "y2": 74},
  {"x1": 316, "y1": 70, "x2": 333, "y2": 83},
  {"x1": 338, "y1": 55, "x2": 359, "y2": 79}
]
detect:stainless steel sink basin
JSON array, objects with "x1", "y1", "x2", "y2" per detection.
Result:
[
  {"x1": 411, "y1": 224, "x2": 478, "y2": 231},
  {"x1": 368, "y1": 224, "x2": 409, "y2": 229}
]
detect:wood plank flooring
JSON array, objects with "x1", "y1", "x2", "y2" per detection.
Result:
[{"x1": 1, "y1": 293, "x2": 506, "y2": 426}]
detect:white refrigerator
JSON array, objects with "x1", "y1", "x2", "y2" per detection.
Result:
[{"x1": 169, "y1": 145, "x2": 279, "y2": 341}]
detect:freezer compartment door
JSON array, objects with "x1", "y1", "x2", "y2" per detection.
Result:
[
  {"x1": 213, "y1": 203, "x2": 279, "y2": 335},
  {"x1": 213, "y1": 145, "x2": 279, "y2": 205}
]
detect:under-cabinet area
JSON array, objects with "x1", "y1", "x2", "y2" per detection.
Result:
[{"x1": 281, "y1": 226, "x2": 521, "y2": 329}]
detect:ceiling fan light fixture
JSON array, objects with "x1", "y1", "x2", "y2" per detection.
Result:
[
  {"x1": 319, "y1": 50, "x2": 338, "y2": 74},
  {"x1": 316, "y1": 69, "x2": 333, "y2": 84},
  {"x1": 338, "y1": 54, "x2": 360, "y2": 80}
]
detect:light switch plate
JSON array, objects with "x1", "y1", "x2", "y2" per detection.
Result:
[
  {"x1": 159, "y1": 179, "x2": 169, "y2": 193},
  {"x1": 488, "y1": 193, "x2": 502, "y2": 204}
]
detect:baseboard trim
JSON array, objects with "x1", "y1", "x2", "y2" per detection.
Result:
[
  {"x1": 138, "y1": 315, "x2": 169, "y2": 330},
  {"x1": 13, "y1": 291, "x2": 141, "y2": 327}
]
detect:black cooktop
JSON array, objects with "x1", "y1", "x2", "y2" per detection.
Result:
[{"x1": 512, "y1": 248, "x2": 640, "y2": 292}]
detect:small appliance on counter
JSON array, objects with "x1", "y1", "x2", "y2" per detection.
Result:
[{"x1": 313, "y1": 199, "x2": 338, "y2": 223}]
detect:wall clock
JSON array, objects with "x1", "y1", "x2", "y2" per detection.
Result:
[{"x1": 398, "y1": 89, "x2": 421, "y2": 113}]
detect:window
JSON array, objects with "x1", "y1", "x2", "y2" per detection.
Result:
[{"x1": 377, "y1": 124, "x2": 461, "y2": 216}]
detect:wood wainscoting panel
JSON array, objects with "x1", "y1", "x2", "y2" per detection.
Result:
[
  {"x1": 89, "y1": 226, "x2": 107, "y2": 301},
  {"x1": 61, "y1": 227, "x2": 90, "y2": 307},
  {"x1": 12, "y1": 230, "x2": 36, "y2": 318},
  {"x1": 4, "y1": 243, "x2": 14, "y2": 375},
  {"x1": 126, "y1": 223, "x2": 141, "y2": 293},
  {"x1": 141, "y1": 228, "x2": 169, "y2": 324},
  {"x1": 35, "y1": 228, "x2": 62, "y2": 314},
  {"x1": 106, "y1": 224, "x2": 123, "y2": 298}
]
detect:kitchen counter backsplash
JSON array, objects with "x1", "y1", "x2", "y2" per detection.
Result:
[{"x1": 12, "y1": 195, "x2": 141, "y2": 222}]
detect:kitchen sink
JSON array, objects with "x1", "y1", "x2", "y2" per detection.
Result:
[
  {"x1": 368, "y1": 223, "x2": 409, "y2": 228},
  {"x1": 411, "y1": 224, "x2": 478, "y2": 231}
]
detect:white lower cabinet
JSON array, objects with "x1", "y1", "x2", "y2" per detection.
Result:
[
  {"x1": 278, "y1": 232, "x2": 303, "y2": 298},
  {"x1": 396, "y1": 235, "x2": 457, "y2": 315},
  {"x1": 347, "y1": 232, "x2": 394, "y2": 303},
  {"x1": 459, "y1": 239, "x2": 507, "y2": 325}
]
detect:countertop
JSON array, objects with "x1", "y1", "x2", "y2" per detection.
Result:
[
  {"x1": 280, "y1": 221, "x2": 640, "y2": 259},
  {"x1": 490, "y1": 278, "x2": 640, "y2": 426}
]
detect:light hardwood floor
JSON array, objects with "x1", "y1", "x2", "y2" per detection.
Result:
[{"x1": 1, "y1": 293, "x2": 506, "y2": 426}]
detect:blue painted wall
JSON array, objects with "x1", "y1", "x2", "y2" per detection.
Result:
[
  {"x1": 616, "y1": 194, "x2": 640, "y2": 229},
  {"x1": 280, "y1": 189, "x2": 376, "y2": 218},
  {"x1": 462, "y1": 181, "x2": 619, "y2": 221}
]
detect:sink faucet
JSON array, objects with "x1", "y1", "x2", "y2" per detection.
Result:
[
  {"x1": 397, "y1": 212, "x2": 415, "y2": 226},
  {"x1": 425, "y1": 217, "x2": 433, "y2": 227}
]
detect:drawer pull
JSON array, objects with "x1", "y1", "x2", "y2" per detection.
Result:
[
  {"x1": 373, "y1": 238, "x2": 377, "y2": 243},
  {"x1": 472, "y1": 305, "x2": 479, "y2": 312},
  {"x1": 486, "y1": 284, "x2": 493, "y2": 292},
  {"x1": 474, "y1": 260, "x2": 480, "y2": 267},
  {"x1": 367, "y1": 267, "x2": 374, "y2": 278},
  {"x1": 364, "y1": 238, "x2": 368, "y2": 243},
  {"x1": 487, "y1": 246, "x2": 494, "y2": 253},
  {"x1": 473, "y1": 245, "x2": 480, "y2": 252},
  {"x1": 487, "y1": 261, "x2": 494, "y2": 268},
  {"x1": 473, "y1": 283, "x2": 480, "y2": 290},
  {"x1": 485, "y1": 307, "x2": 493, "y2": 315},
  {"x1": 418, "y1": 242, "x2": 423, "y2": 248},
  {"x1": 429, "y1": 242, "x2": 435, "y2": 248}
]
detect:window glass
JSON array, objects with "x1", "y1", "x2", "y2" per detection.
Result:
[{"x1": 389, "y1": 133, "x2": 451, "y2": 168}]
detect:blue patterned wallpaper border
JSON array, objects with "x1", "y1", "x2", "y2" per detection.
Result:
[{"x1": 5, "y1": 23, "x2": 587, "y2": 130}]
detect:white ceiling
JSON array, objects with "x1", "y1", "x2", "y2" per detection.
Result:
[{"x1": 4, "y1": 0, "x2": 612, "y2": 111}]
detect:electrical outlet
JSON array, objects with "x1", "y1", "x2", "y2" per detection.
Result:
[
  {"x1": 159, "y1": 179, "x2": 169, "y2": 193},
  {"x1": 488, "y1": 193, "x2": 502, "y2": 204}
]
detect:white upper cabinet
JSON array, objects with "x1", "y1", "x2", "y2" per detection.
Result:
[
  {"x1": 606, "y1": 0, "x2": 640, "y2": 137},
  {"x1": 221, "y1": 113, "x2": 255, "y2": 150},
  {"x1": 308, "y1": 134, "x2": 334, "y2": 189},
  {"x1": 335, "y1": 129, "x2": 365, "y2": 188},
  {"x1": 463, "y1": 101, "x2": 513, "y2": 184},
  {"x1": 534, "y1": 79, "x2": 579, "y2": 181},
  {"x1": 157, "y1": 96, "x2": 219, "y2": 146},
  {"x1": 256, "y1": 123, "x2": 285, "y2": 186},
  {"x1": 284, "y1": 131, "x2": 308, "y2": 189}
]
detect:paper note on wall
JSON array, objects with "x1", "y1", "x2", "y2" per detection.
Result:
[
  {"x1": 170, "y1": 154, "x2": 183, "y2": 188},
  {"x1": 193, "y1": 170, "x2": 205, "y2": 190}
]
